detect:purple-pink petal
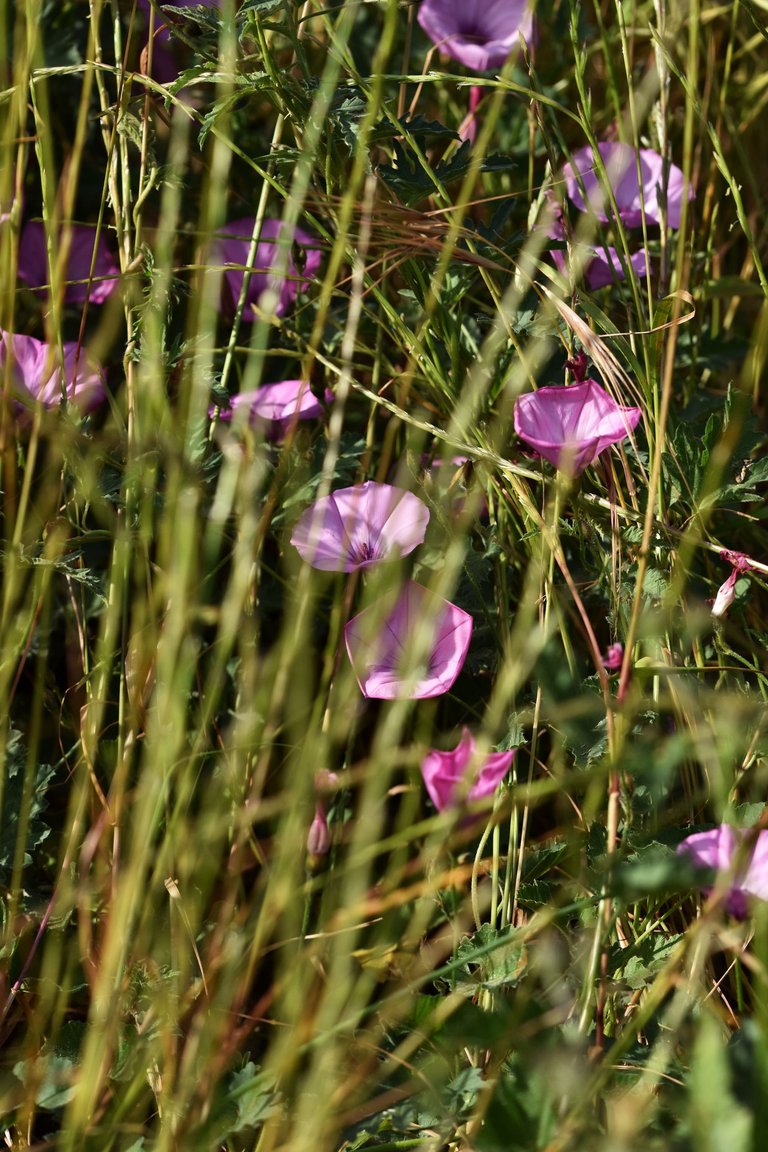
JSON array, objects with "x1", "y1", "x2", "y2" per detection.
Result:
[
  {"x1": 421, "y1": 727, "x2": 515, "y2": 810},
  {"x1": 417, "y1": 0, "x2": 534, "y2": 71},
  {"x1": 0, "y1": 330, "x2": 106, "y2": 414},
  {"x1": 212, "y1": 217, "x2": 321, "y2": 320},
  {"x1": 18, "y1": 221, "x2": 119, "y2": 305},
  {"x1": 210, "y1": 380, "x2": 331, "y2": 437},
  {"x1": 514, "y1": 379, "x2": 642, "y2": 474},
  {"x1": 291, "y1": 481, "x2": 430, "y2": 572},
  {"x1": 677, "y1": 824, "x2": 768, "y2": 918},
  {"x1": 550, "y1": 245, "x2": 648, "y2": 289},
  {"x1": 562, "y1": 142, "x2": 693, "y2": 229},
  {"x1": 344, "y1": 580, "x2": 473, "y2": 699}
]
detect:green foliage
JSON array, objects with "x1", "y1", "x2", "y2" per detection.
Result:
[{"x1": 3, "y1": 0, "x2": 768, "y2": 1149}]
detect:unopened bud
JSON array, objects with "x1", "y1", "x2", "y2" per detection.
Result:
[
  {"x1": 712, "y1": 570, "x2": 738, "y2": 619},
  {"x1": 603, "y1": 642, "x2": 623, "y2": 671},
  {"x1": 306, "y1": 803, "x2": 331, "y2": 857}
]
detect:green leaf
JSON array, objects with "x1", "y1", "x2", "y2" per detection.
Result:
[{"x1": 455, "y1": 924, "x2": 526, "y2": 991}]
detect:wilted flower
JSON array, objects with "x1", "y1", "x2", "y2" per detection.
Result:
[
  {"x1": 420, "y1": 728, "x2": 515, "y2": 811},
  {"x1": 344, "y1": 580, "x2": 473, "y2": 699},
  {"x1": 291, "y1": 481, "x2": 429, "y2": 572},
  {"x1": 212, "y1": 217, "x2": 321, "y2": 320},
  {"x1": 677, "y1": 824, "x2": 768, "y2": 918},
  {"x1": 0, "y1": 330, "x2": 106, "y2": 414},
  {"x1": 514, "y1": 379, "x2": 642, "y2": 474},
  {"x1": 551, "y1": 244, "x2": 648, "y2": 290},
  {"x1": 18, "y1": 221, "x2": 120, "y2": 305},
  {"x1": 211, "y1": 379, "x2": 332, "y2": 439},
  {"x1": 562, "y1": 142, "x2": 693, "y2": 230},
  {"x1": 417, "y1": 0, "x2": 534, "y2": 71}
]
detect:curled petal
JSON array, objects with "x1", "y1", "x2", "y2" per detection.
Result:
[{"x1": 421, "y1": 727, "x2": 515, "y2": 810}]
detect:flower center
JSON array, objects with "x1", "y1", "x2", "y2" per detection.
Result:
[
  {"x1": 456, "y1": 17, "x2": 485, "y2": 40},
  {"x1": 351, "y1": 539, "x2": 379, "y2": 564}
]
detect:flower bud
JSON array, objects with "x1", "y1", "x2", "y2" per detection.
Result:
[
  {"x1": 603, "y1": 642, "x2": 623, "y2": 671},
  {"x1": 712, "y1": 570, "x2": 738, "y2": 619},
  {"x1": 306, "y1": 803, "x2": 331, "y2": 858}
]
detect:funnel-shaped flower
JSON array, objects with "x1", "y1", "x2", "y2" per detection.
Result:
[
  {"x1": 212, "y1": 217, "x2": 321, "y2": 320},
  {"x1": 291, "y1": 481, "x2": 429, "y2": 572},
  {"x1": 18, "y1": 221, "x2": 119, "y2": 305},
  {"x1": 677, "y1": 824, "x2": 768, "y2": 918},
  {"x1": 344, "y1": 580, "x2": 472, "y2": 699},
  {"x1": 562, "y1": 142, "x2": 692, "y2": 229},
  {"x1": 418, "y1": 0, "x2": 534, "y2": 71},
  {"x1": 0, "y1": 330, "x2": 106, "y2": 414},
  {"x1": 421, "y1": 728, "x2": 515, "y2": 811},
  {"x1": 514, "y1": 379, "x2": 641, "y2": 474},
  {"x1": 211, "y1": 380, "x2": 331, "y2": 438}
]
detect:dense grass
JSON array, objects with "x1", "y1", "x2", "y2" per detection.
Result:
[{"x1": 1, "y1": 1, "x2": 768, "y2": 1149}]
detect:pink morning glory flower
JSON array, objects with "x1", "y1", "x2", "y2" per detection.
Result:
[
  {"x1": 291, "y1": 481, "x2": 430, "y2": 572},
  {"x1": 210, "y1": 380, "x2": 332, "y2": 439},
  {"x1": 562, "y1": 142, "x2": 693, "y2": 229},
  {"x1": 677, "y1": 824, "x2": 768, "y2": 918},
  {"x1": 417, "y1": 0, "x2": 534, "y2": 71},
  {"x1": 212, "y1": 217, "x2": 321, "y2": 320},
  {"x1": 513, "y1": 379, "x2": 642, "y2": 474},
  {"x1": 0, "y1": 330, "x2": 106, "y2": 414},
  {"x1": 18, "y1": 221, "x2": 120, "y2": 305},
  {"x1": 344, "y1": 580, "x2": 473, "y2": 700},
  {"x1": 420, "y1": 728, "x2": 515, "y2": 811},
  {"x1": 551, "y1": 244, "x2": 649, "y2": 290}
]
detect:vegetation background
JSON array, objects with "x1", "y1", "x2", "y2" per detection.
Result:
[{"x1": 1, "y1": 0, "x2": 768, "y2": 1148}]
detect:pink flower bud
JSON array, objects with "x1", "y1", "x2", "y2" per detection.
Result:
[
  {"x1": 306, "y1": 803, "x2": 331, "y2": 857},
  {"x1": 603, "y1": 642, "x2": 623, "y2": 671},
  {"x1": 711, "y1": 570, "x2": 738, "y2": 619}
]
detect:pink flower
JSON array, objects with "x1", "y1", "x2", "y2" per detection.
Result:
[
  {"x1": 291, "y1": 481, "x2": 429, "y2": 572},
  {"x1": 513, "y1": 379, "x2": 642, "y2": 474},
  {"x1": 211, "y1": 380, "x2": 332, "y2": 438},
  {"x1": 417, "y1": 0, "x2": 534, "y2": 71},
  {"x1": 344, "y1": 580, "x2": 472, "y2": 699},
  {"x1": 420, "y1": 728, "x2": 515, "y2": 811},
  {"x1": 677, "y1": 824, "x2": 768, "y2": 918},
  {"x1": 603, "y1": 642, "x2": 624, "y2": 671},
  {"x1": 0, "y1": 330, "x2": 106, "y2": 414},
  {"x1": 18, "y1": 221, "x2": 119, "y2": 305},
  {"x1": 212, "y1": 217, "x2": 321, "y2": 320},
  {"x1": 562, "y1": 142, "x2": 693, "y2": 229},
  {"x1": 551, "y1": 244, "x2": 649, "y2": 289}
]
